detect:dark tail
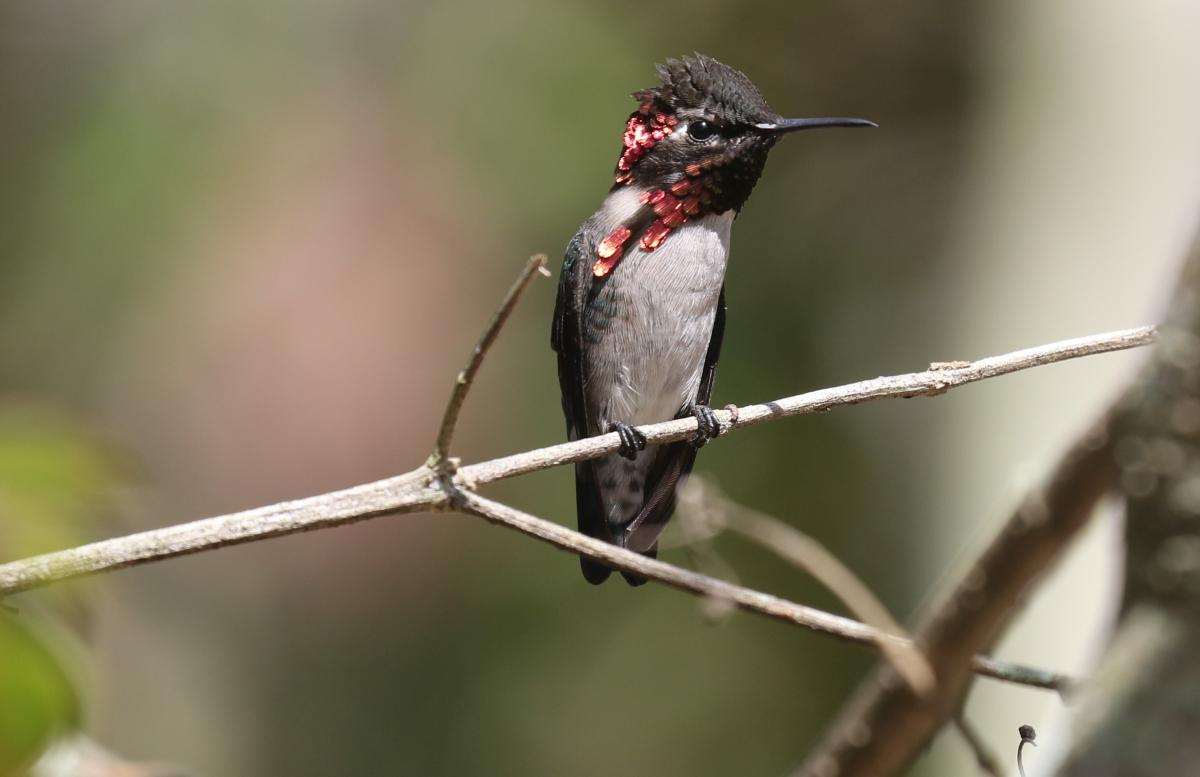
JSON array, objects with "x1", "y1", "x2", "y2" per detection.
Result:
[
  {"x1": 616, "y1": 440, "x2": 694, "y2": 586},
  {"x1": 585, "y1": 550, "x2": 655, "y2": 587},
  {"x1": 575, "y1": 461, "x2": 614, "y2": 584},
  {"x1": 575, "y1": 459, "x2": 656, "y2": 586},
  {"x1": 576, "y1": 453, "x2": 673, "y2": 586}
]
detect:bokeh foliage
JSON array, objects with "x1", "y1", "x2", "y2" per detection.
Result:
[{"x1": 0, "y1": 408, "x2": 120, "y2": 773}]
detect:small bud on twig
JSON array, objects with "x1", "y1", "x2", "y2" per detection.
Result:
[{"x1": 1017, "y1": 724, "x2": 1037, "y2": 777}]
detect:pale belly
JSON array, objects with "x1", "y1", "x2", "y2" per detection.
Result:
[{"x1": 584, "y1": 212, "x2": 732, "y2": 429}]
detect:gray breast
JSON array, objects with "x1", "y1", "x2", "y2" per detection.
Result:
[{"x1": 585, "y1": 207, "x2": 733, "y2": 429}]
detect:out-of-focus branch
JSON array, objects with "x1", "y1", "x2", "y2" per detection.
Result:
[
  {"x1": 794, "y1": 403, "x2": 1120, "y2": 777},
  {"x1": 955, "y1": 715, "x2": 1004, "y2": 777},
  {"x1": 673, "y1": 502, "x2": 743, "y2": 623},
  {"x1": 678, "y1": 480, "x2": 1013, "y2": 777},
  {"x1": 678, "y1": 479, "x2": 935, "y2": 697},
  {"x1": 1055, "y1": 229, "x2": 1200, "y2": 777}
]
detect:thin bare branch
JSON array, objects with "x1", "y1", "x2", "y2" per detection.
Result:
[
  {"x1": 430, "y1": 253, "x2": 549, "y2": 468},
  {"x1": 0, "y1": 470, "x2": 448, "y2": 595},
  {"x1": 458, "y1": 326, "x2": 1156, "y2": 486},
  {"x1": 968, "y1": 655, "x2": 1071, "y2": 692}
]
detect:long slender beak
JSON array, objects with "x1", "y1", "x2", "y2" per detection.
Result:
[{"x1": 755, "y1": 117, "x2": 877, "y2": 135}]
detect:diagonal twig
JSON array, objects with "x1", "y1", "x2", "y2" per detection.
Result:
[
  {"x1": 456, "y1": 490, "x2": 1068, "y2": 692},
  {"x1": 430, "y1": 253, "x2": 549, "y2": 469}
]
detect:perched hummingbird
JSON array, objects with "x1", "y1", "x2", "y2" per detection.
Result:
[{"x1": 551, "y1": 54, "x2": 873, "y2": 585}]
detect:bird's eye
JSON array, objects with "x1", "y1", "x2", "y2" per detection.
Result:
[{"x1": 687, "y1": 120, "x2": 716, "y2": 141}]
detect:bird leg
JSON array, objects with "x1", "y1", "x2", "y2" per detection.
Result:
[
  {"x1": 691, "y1": 404, "x2": 721, "y2": 448},
  {"x1": 611, "y1": 422, "x2": 647, "y2": 460}
]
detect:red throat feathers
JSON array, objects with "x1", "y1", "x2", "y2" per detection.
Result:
[{"x1": 593, "y1": 113, "x2": 714, "y2": 278}]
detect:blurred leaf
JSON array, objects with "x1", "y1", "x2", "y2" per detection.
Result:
[
  {"x1": 31, "y1": 734, "x2": 192, "y2": 777},
  {"x1": 0, "y1": 616, "x2": 80, "y2": 776},
  {"x1": 0, "y1": 406, "x2": 120, "y2": 558},
  {"x1": 0, "y1": 404, "x2": 122, "y2": 773}
]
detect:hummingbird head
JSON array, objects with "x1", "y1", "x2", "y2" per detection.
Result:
[
  {"x1": 612, "y1": 54, "x2": 874, "y2": 214},
  {"x1": 591, "y1": 54, "x2": 873, "y2": 277}
]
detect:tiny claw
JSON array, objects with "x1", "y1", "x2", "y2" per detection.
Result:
[
  {"x1": 613, "y1": 422, "x2": 647, "y2": 460},
  {"x1": 691, "y1": 405, "x2": 721, "y2": 448}
]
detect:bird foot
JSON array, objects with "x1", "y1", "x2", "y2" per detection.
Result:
[
  {"x1": 612, "y1": 422, "x2": 647, "y2": 460},
  {"x1": 691, "y1": 405, "x2": 721, "y2": 448}
]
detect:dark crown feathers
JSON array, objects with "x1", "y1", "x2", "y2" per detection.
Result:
[{"x1": 633, "y1": 54, "x2": 779, "y2": 125}]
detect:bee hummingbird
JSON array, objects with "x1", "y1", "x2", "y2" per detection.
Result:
[{"x1": 551, "y1": 54, "x2": 873, "y2": 585}]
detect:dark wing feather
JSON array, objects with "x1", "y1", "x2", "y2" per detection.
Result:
[
  {"x1": 551, "y1": 231, "x2": 614, "y2": 584},
  {"x1": 697, "y1": 285, "x2": 727, "y2": 407}
]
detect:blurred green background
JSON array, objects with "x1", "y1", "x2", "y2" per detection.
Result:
[{"x1": 3, "y1": 1, "x2": 1200, "y2": 775}]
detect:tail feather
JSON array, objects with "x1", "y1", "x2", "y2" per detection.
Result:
[
  {"x1": 623, "y1": 441, "x2": 696, "y2": 554},
  {"x1": 575, "y1": 460, "x2": 613, "y2": 585},
  {"x1": 575, "y1": 434, "x2": 700, "y2": 587},
  {"x1": 581, "y1": 556, "x2": 613, "y2": 585}
]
